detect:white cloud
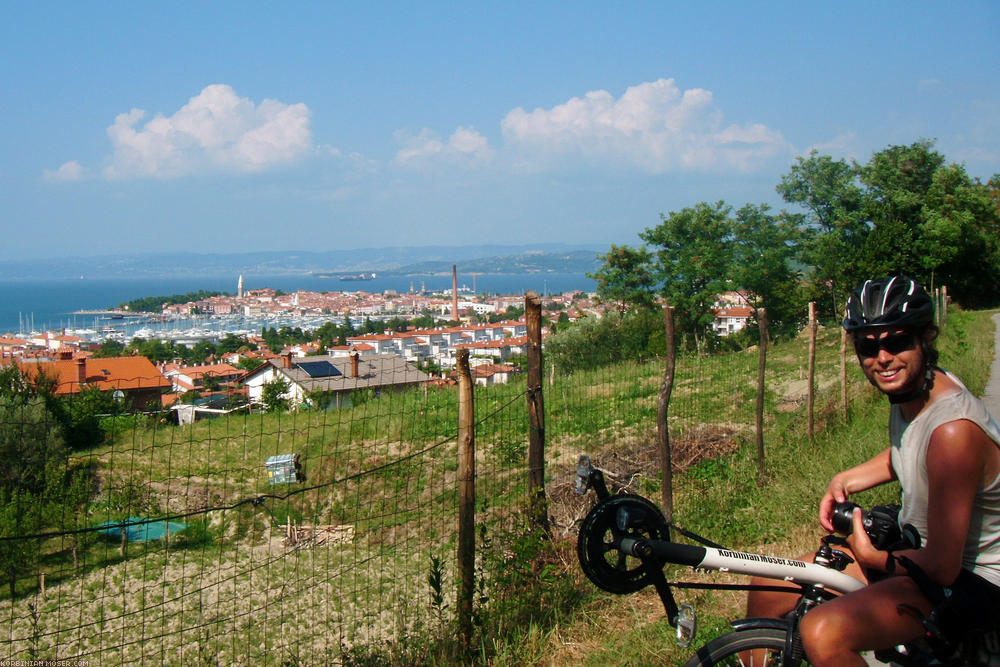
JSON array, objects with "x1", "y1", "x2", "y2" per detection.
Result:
[
  {"x1": 500, "y1": 78, "x2": 789, "y2": 172},
  {"x1": 42, "y1": 160, "x2": 87, "y2": 182},
  {"x1": 86, "y1": 84, "x2": 313, "y2": 179},
  {"x1": 392, "y1": 126, "x2": 495, "y2": 166}
]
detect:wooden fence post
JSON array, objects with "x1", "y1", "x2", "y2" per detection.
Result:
[
  {"x1": 840, "y1": 327, "x2": 848, "y2": 422},
  {"x1": 807, "y1": 302, "x2": 817, "y2": 441},
  {"x1": 657, "y1": 306, "x2": 676, "y2": 522},
  {"x1": 756, "y1": 308, "x2": 768, "y2": 483},
  {"x1": 525, "y1": 291, "x2": 549, "y2": 533},
  {"x1": 456, "y1": 348, "x2": 475, "y2": 651}
]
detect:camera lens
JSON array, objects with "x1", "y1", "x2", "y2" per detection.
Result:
[{"x1": 831, "y1": 501, "x2": 858, "y2": 535}]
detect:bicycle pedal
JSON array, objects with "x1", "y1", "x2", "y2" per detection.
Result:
[{"x1": 675, "y1": 604, "x2": 697, "y2": 648}]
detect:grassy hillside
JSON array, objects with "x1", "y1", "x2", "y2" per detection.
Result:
[
  {"x1": 2, "y1": 309, "x2": 993, "y2": 664},
  {"x1": 501, "y1": 308, "x2": 998, "y2": 666}
]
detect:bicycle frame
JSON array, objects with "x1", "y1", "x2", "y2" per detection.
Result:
[
  {"x1": 575, "y1": 461, "x2": 992, "y2": 665},
  {"x1": 619, "y1": 536, "x2": 865, "y2": 595}
]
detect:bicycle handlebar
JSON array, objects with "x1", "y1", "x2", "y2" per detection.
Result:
[{"x1": 619, "y1": 537, "x2": 707, "y2": 567}]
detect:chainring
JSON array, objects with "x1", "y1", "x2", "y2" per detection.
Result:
[{"x1": 577, "y1": 494, "x2": 670, "y2": 594}]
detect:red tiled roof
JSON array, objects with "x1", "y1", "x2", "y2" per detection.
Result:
[
  {"x1": 472, "y1": 364, "x2": 515, "y2": 377},
  {"x1": 171, "y1": 363, "x2": 241, "y2": 379},
  {"x1": 0, "y1": 336, "x2": 31, "y2": 347},
  {"x1": 17, "y1": 356, "x2": 171, "y2": 395},
  {"x1": 455, "y1": 336, "x2": 528, "y2": 350},
  {"x1": 714, "y1": 306, "x2": 754, "y2": 317}
]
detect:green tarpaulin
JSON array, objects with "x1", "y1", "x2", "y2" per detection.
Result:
[{"x1": 98, "y1": 517, "x2": 187, "y2": 542}]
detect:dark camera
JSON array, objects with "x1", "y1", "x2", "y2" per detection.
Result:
[{"x1": 831, "y1": 502, "x2": 902, "y2": 551}]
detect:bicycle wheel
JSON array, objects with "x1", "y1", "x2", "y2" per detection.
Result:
[{"x1": 684, "y1": 627, "x2": 809, "y2": 666}]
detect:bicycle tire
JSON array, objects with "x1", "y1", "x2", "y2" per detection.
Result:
[{"x1": 684, "y1": 627, "x2": 810, "y2": 666}]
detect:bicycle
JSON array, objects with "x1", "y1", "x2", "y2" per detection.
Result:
[{"x1": 574, "y1": 455, "x2": 1000, "y2": 666}]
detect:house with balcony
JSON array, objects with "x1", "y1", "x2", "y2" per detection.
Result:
[{"x1": 712, "y1": 306, "x2": 754, "y2": 336}]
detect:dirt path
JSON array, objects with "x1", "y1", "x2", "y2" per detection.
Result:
[{"x1": 983, "y1": 313, "x2": 1000, "y2": 418}]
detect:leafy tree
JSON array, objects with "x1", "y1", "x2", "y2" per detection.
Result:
[
  {"x1": 984, "y1": 174, "x2": 1000, "y2": 217},
  {"x1": 857, "y1": 140, "x2": 944, "y2": 280},
  {"x1": 342, "y1": 315, "x2": 356, "y2": 337},
  {"x1": 201, "y1": 374, "x2": 222, "y2": 393},
  {"x1": 858, "y1": 141, "x2": 1000, "y2": 307},
  {"x1": 60, "y1": 385, "x2": 119, "y2": 449},
  {"x1": 0, "y1": 366, "x2": 29, "y2": 404},
  {"x1": 640, "y1": 201, "x2": 733, "y2": 346},
  {"x1": 0, "y1": 490, "x2": 43, "y2": 598},
  {"x1": 490, "y1": 305, "x2": 524, "y2": 323},
  {"x1": 136, "y1": 338, "x2": 175, "y2": 364},
  {"x1": 0, "y1": 395, "x2": 70, "y2": 597},
  {"x1": 777, "y1": 151, "x2": 867, "y2": 319},
  {"x1": 589, "y1": 245, "x2": 656, "y2": 317},
  {"x1": 261, "y1": 377, "x2": 291, "y2": 412},
  {"x1": 411, "y1": 313, "x2": 438, "y2": 329},
  {"x1": 729, "y1": 204, "x2": 804, "y2": 337},
  {"x1": 385, "y1": 317, "x2": 411, "y2": 333},
  {"x1": 45, "y1": 461, "x2": 96, "y2": 571},
  {"x1": 187, "y1": 340, "x2": 217, "y2": 364},
  {"x1": 119, "y1": 290, "x2": 226, "y2": 313},
  {"x1": 91, "y1": 339, "x2": 125, "y2": 358},
  {"x1": 237, "y1": 357, "x2": 264, "y2": 372},
  {"x1": 545, "y1": 310, "x2": 664, "y2": 371},
  {"x1": 0, "y1": 397, "x2": 66, "y2": 494},
  {"x1": 218, "y1": 333, "x2": 250, "y2": 354},
  {"x1": 923, "y1": 168, "x2": 1000, "y2": 307}
]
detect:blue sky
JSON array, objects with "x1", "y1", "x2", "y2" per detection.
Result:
[{"x1": 2, "y1": 2, "x2": 997, "y2": 261}]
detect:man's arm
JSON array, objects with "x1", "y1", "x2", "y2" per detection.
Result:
[{"x1": 819, "y1": 448, "x2": 896, "y2": 532}]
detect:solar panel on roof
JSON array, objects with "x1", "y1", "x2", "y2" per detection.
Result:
[{"x1": 296, "y1": 360, "x2": 342, "y2": 378}]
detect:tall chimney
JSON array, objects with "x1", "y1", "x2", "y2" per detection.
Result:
[
  {"x1": 283, "y1": 352, "x2": 293, "y2": 368},
  {"x1": 351, "y1": 352, "x2": 359, "y2": 378},
  {"x1": 452, "y1": 264, "x2": 459, "y2": 322},
  {"x1": 76, "y1": 358, "x2": 87, "y2": 385}
]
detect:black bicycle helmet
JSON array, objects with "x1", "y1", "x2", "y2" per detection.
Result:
[{"x1": 842, "y1": 275, "x2": 934, "y2": 332}]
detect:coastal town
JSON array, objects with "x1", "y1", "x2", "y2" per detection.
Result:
[{"x1": 0, "y1": 274, "x2": 753, "y2": 419}]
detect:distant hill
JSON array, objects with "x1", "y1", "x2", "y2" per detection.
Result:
[
  {"x1": 0, "y1": 244, "x2": 606, "y2": 280},
  {"x1": 392, "y1": 250, "x2": 602, "y2": 275}
]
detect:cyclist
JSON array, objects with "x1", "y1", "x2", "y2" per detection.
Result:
[{"x1": 746, "y1": 275, "x2": 1000, "y2": 665}]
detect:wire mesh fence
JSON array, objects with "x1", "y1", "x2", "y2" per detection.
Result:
[
  {"x1": 0, "y1": 369, "x2": 480, "y2": 664},
  {"x1": 0, "y1": 304, "x2": 857, "y2": 664}
]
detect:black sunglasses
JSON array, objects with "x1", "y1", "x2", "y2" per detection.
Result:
[{"x1": 853, "y1": 333, "x2": 918, "y2": 359}]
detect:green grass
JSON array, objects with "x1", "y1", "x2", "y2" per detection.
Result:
[
  {"x1": 1, "y1": 309, "x2": 994, "y2": 664},
  {"x1": 495, "y1": 308, "x2": 997, "y2": 666}
]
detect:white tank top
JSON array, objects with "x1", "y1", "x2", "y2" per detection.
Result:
[{"x1": 890, "y1": 371, "x2": 1000, "y2": 586}]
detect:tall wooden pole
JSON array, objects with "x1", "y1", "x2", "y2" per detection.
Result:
[
  {"x1": 452, "y1": 264, "x2": 459, "y2": 322},
  {"x1": 807, "y1": 302, "x2": 817, "y2": 441},
  {"x1": 756, "y1": 308, "x2": 768, "y2": 483},
  {"x1": 657, "y1": 306, "x2": 676, "y2": 522},
  {"x1": 525, "y1": 291, "x2": 549, "y2": 533},
  {"x1": 456, "y1": 349, "x2": 475, "y2": 650},
  {"x1": 840, "y1": 327, "x2": 849, "y2": 422}
]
